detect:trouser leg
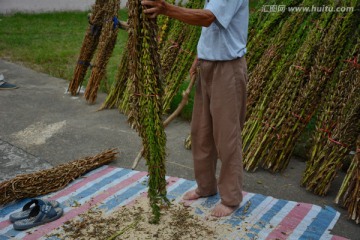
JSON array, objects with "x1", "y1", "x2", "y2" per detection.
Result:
[
  {"x1": 211, "y1": 57, "x2": 247, "y2": 207},
  {"x1": 191, "y1": 63, "x2": 218, "y2": 196},
  {"x1": 192, "y1": 57, "x2": 247, "y2": 206}
]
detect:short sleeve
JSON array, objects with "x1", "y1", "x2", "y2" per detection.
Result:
[{"x1": 205, "y1": 0, "x2": 243, "y2": 29}]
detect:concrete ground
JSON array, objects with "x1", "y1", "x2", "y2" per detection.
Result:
[{"x1": 0, "y1": 60, "x2": 358, "y2": 239}]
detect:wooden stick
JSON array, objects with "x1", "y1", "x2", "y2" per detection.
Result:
[{"x1": 131, "y1": 73, "x2": 197, "y2": 170}]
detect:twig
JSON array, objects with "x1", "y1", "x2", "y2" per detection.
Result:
[{"x1": 107, "y1": 216, "x2": 141, "y2": 240}]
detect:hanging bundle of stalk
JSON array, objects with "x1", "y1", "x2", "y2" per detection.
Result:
[
  {"x1": 243, "y1": 4, "x2": 337, "y2": 172},
  {"x1": 302, "y1": 37, "x2": 360, "y2": 195},
  {"x1": 162, "y1": 23, "x2": 201, "y2": 111},
  {"x1": 335, "y1": 135, "x2": 360, "y2": 224},
  {"x1": 84, "y1": 0, "x2": 120, "y2": 104},
  {"x1": 100, "y1": 48, "x2": 129, "y2": 110},
  {"x1": 102, "y1": 0, "x2": 173, "y2": 111},
  {"x1": 157, "y1": 0, "x2": 176, "y2": 48},
  {"x1": 260, "y1": 1, "x2": 359, "y2": 172},
  {"x1": 68, "y1": 0, "x2": 108, "y2": 95},
  {"x1": 126, "y1": 0, "x2": 169, "y2": 223}
]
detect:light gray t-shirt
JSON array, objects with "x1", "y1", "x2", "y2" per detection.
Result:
[{"x1": 197, "y1": 0, "x2": 249, "y2": 61}]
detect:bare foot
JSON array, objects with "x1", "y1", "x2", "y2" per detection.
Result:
[
  {"x1": 211, "y1": 203, "x2": 238, "y2": 217},
  {"x1": 182, "y1": 189, "x2": 202, "y2": 201}
]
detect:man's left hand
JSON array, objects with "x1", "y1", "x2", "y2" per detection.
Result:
[{"x1": 141, "y1": 0, "x2": 167, "y2": 18}]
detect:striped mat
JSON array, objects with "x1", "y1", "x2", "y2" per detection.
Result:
[{"x1": 0, "y1": 166, "x2": 347, "y2": 240}]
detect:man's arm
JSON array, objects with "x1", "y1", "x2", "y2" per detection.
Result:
[{"x1": 141, "y1": 0, "x2": 215, "y2": 27}]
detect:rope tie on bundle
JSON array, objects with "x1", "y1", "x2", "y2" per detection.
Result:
[{"x1": 77, "y1": 60, "x2": 93, "y2": 68}]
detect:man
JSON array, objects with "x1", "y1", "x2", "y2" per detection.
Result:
[{"x1": 142, "y1": 0, "x2": 249, "y2": 217}]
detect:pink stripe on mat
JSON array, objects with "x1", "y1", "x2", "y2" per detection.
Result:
[
  {"x1": 49, "y1": 166, "x2": 117, "y2": 201},
  {"x1": 332, "y1": 235, "x2": 350, "y2": 240},
  {"x1": 0, "y1": 166, "x2": 117, "y2": 230},
  {"x1": 22, "y1": 171, "x2": 147, "y2": 240},
  {"x1": 266, "y1": 203, "x2": 312, "y2": 240}
]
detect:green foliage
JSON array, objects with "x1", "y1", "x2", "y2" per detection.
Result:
[{"x1": 0, "y1": 10, "x2": 128, "y2": 88}]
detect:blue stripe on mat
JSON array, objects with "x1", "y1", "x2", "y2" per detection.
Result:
[
  {"x1": 226, "y1": 193, "x2": 268, "y2": 226},
  {"x1": 98, "y1": 176, "x2": 148, "y2": 212},
  {"x1": 246, "y1": 199, "x2": 288, "y2": 239},
  {"x1": 61, "y1": 168, "x2": 132, "y2": 206},
  {"x1": 167, "y1": 180, "x2": 196, "y2": 200},
  {"x1": 299, "y1": 206, "x2": 338, "y2": 240}
]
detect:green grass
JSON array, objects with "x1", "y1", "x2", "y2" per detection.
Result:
[{"x1": 0, "y1": 10, "x2": 128, "y2": 91}]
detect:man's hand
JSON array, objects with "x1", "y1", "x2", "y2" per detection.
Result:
[{"x1": 141, "y1": 0, "x2": 167, "y2": 18}]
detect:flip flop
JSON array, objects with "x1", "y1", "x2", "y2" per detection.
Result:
[
  {"x1": 13, "y1": 199, "x2": 63, "y2": 231},
  {"x1": 9, "y1": 199, "x2": 60, "y2": 223}
]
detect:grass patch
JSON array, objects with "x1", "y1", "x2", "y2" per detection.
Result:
[{"x1": 0, "y1": 10, "x2": 128, "y2": 91}]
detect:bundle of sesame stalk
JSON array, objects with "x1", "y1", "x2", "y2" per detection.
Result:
[
  {"x1": 243, "y1": 0, "x2": 334, "y2": 171},
  {"x1": 263, "y1": 1, "x2": 358, "y2": 172},
  {"x1": 245, "y1": 0, "x2": 323, "y2": 122},
  {"x1": 0, "y1": 149, "x2": 118, "y2": 206},
  {"x1": 335, "y1": 136, "x2": 360, "y2": 224},
  {"x1": 246, "y1": 0, "x2": 302, "y2": 72},
  {"x1": 302, "y1": 36, "x2": 360, "y2": 196},
  {"x1": 84, "y1": 0, "x2": 120, "y2": 104},
  {"x1": 102, "y1": 0, "x2": 202, "y2": 114},
  {"x1": 68, "y1": 0, "x2": 109, "y2": 95},
  {"x1": 100, "y1": 48, "x2": 129, "y2": 110},
  {"x1": 125, "y1": 0, "x2": 169, "y2": 224}
]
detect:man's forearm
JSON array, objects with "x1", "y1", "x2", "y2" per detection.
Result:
[
  {"x1": 142, "y1": 0, "x2": 215, "y2": 27},
  {"x1": 164, "y1": 3, "x2": 215, "y2": 27}
]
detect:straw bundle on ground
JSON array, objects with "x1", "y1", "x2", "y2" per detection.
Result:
[
  {"x1": 84, "y1": 0, "x2": 120, "y2": 104},
  {"x1": 0, "y1": 149, "x2": 118, "y2": 206},
  {"x1": 68, "y1": 0, "x2": 109, "y2": 95},
  {"x1": 336, "y1": 136, "x2": 360, "y2": 224},
  {"x1": 126, "y1": 0, "x2": 168, "y2": 224}
]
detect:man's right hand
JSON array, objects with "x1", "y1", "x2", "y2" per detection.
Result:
[{"x1": 141, "y1": 0, "x2": 167, "y2": 18}]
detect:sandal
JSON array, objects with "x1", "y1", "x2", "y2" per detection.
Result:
[
  {"x1": 13, "y1": 199, "x2": 63, "y2": 231},
  {"x1": 9, "y1": 199, "x2": 60, "y2": 223}
]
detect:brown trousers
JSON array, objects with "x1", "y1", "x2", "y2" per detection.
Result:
[{"x1": 191, "y1": 57, "x2": 247, "y2": 207}]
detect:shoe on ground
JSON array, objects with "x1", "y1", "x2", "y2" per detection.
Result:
[
  {"x1": 0, "y1": 81, "x2": 18, "y2": 90},
  {"x1": 0, "y1": 73, "x2": 18, "y2": 89}
]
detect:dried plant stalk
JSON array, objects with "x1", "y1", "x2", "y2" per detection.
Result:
[
  {"x1": 84, "y1": 0, "x2": 120, "y2": 104},
  {"x1": 100, "y1": 48, "x2": 129, "y2": 110},
  {"x1": 68, "y1": 0, "x2": 108, "y2": 95},
  {"x1": 0, "y1": 149, "x2": 118, "y2": 206},
  {"x1": 302, "y1": 36, "x2": 360, "y2": 195},
  {"x1": 335, "y1": 136, "x2": 360, "y2": 224},
  {"x1": 127, "y1": 0, "x2": 168, "y2": 224}
]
